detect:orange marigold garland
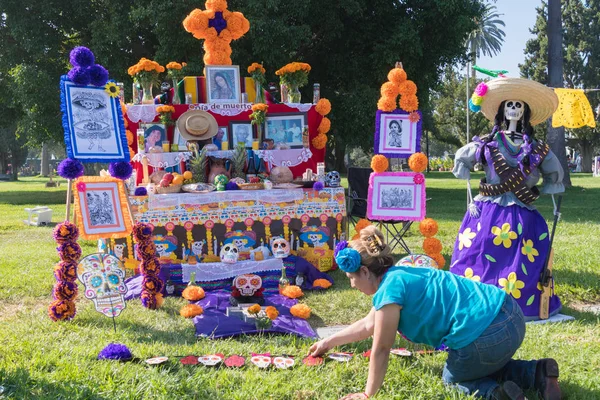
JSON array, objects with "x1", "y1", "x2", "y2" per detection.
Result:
[
  {"x1": 312, "y1": 134, "x2": 327, "y2": 150},
  {"x1": 290, "y1": 304, "x2": 311, "y2": 319},
  {"x1": 180, "y1": 304, "x2": 204, "y2": 318},
  {"x1": 423, "y1": 237, "x2": 442, "y2": 254},
  {"x1": 371, "y1": 154, "x2": 389, "y2": 173},
  {"x1": 312, "y1": 279, "x2": 332, "y2": 289},
  {"x1": 388, "y1": 68, "x2": 407, "y2": 84},
  {"x1": 281, "y1": 285, "x2": 304, "y2": 299},
  {"x1": 398, "y1": 80, "x2": 417, "y2": 96},
  {"x1": 182, "y1": 285, "x2": 206, "y2": 301},
  {"x1": 399, "y1": 95, "x2": 419, "y2": 113},
  {"x1": 318, "y1": 117, "x2": 331, "y2": 135},
  {"x1": 428, "y1": 253, "x2": 446, "y2": 269},
  {"x1": 377, "y1": 96, "x2": 396, "y2": 112},
  {"x1": 315, "y1": 98, "x2": 331, "y2": 116},
  {"x1": 419, "y1": 218, "x2": 439, "y2": 238},
  {"x1": 380, "y1": 81, "x2": 399, "y2": 98},
  {"x1": 408, "y1": 152, "x2": 428, "y2": 173}
]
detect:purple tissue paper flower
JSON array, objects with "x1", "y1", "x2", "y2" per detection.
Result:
[
  {"x1": 225, "y1": 181, "x2": 240, "y2": 190},
  {"x1": 313, "y1": 181, "x2": 324, "y2": 191},
  {"x1": 57, "y1": 158, "x2": 84, "y2": 180},
  {"x1": 98, "y1": 343, "x2": 133, "y2": 361},
  {"x1": 70, "y1": 46, "x2": 95, "y2": 68},
  {"x1": 334, "y1": 240, "x2": 348, "y2": 257},
  {"x1": 108, "y1": 162, "x2": 133, "y2": 180},
  {"x1": 67, "y1": 67, "x2": 91, "y2": 86},
  {"x1": 88, "y1": 64, "x2": 109, "y2": 86},
  {"x1": 134, "y1": 187, "x2": 147, "y2": 196}
]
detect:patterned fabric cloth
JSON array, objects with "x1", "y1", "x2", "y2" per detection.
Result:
[
  {"x1": 552, "y1": 88, "x2": 596, "y2": 129},
  {"x1": 450, "y1": 200, "x2": 561, "y2": 320}
]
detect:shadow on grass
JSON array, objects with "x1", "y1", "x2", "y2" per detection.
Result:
[
  {"x1": 556, "y1": 269, "x2": 600, "y2": 299},
  {"x1": 560, "y1": 306, "x2": 600, "y2": 326},
  {"x1": 0, "y1": 367, "x2": 106, "y2": 399}
]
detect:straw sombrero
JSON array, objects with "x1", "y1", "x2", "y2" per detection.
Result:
[
  {"x1": 479, "y1": 78, "x2": 559, "y2": 126},
  {"x1": 176, "y1": 109, "x2": 219, "y2": 141}
]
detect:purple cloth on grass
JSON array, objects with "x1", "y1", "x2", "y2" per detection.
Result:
[{"x1": 192, "y1": 290, "x2": 317, "y2": 339}]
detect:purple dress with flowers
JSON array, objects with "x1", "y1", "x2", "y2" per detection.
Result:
[{"x1": 450, "y1": 132, "x2": 564, "y2": 320}]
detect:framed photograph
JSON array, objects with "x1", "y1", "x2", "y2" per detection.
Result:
[
  {"x1": 367, "y1": 172, "x2": 426, "y2": 221},
  {"x1": 73, "y1": 176, "x2": 134, "y2": 240},
  {"x1": 205, "y1": 65, "x2": 241, "y2": 103},
  {"x1": 173, "y1": 126, "x2": 188, "y2": 151},
  {"x1": 264, "y1": 113, "x2": 307, "y2": 149},
  {"x1": 140, "y1": 123, "x2": 166, "y2": 153},
  {"x1": 374, "y1": 110, "x2": 422, "y2": 158},
  {"x1": 213, "y1": 126, "x2": 228, "y2": 150},
  {"x1": 60, "y1": 76, "x2": 129, "y2": 163},
  {"x1": 228, "y1": 121, "x2": 254, "y2": 149}
]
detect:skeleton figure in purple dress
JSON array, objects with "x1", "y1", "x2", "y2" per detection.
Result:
[{"x1": 451, "y1": 77, "x2": 564, "y2": 321}]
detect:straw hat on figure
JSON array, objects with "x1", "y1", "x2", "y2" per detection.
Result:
[{"x1": 451, "y1": 77, "x2": 564, "y2": 321}]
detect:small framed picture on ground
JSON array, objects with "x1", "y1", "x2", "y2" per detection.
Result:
[
  {"x1": 264, "y1": 113, "x2": 307, "y2": 149},
  {"x1": 374, "y1": 110, "x2": 422, "y2": 158},
  {"x1": 367, "y1": 172, "x2": 426, "y2": 221},
  {"x1": 73, "y1": 176, "x2": 133, "y2": 240},
  {"x1": 205, "y1": 65, "x2": 241, "y2": 104}
]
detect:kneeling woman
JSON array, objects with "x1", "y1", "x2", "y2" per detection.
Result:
[{"x1": 309, "y1": 226, "x2": 560, "y2": 400}]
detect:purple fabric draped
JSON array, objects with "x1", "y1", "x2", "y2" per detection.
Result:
[
  {"x1": 192, "y1": 291, "x2": 317, "y2": 339},
  {"x1": 473, "y1": 136, "x2": 498, "y2": 181}
]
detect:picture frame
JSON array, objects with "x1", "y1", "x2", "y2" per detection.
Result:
[
  {"x1": 374, "y1": 109, "x2": 422, "y2": 158},
  {"x1": 60, "y1": 76, "x2": 129, "y2": 163},
  {"x1": 140, "y1": 123, "x2": 166, "y2": 153},
  {"x1": 172, "y1": 126, "x2": 187, "y2": 151},
  {"x1": 367, "y1": 172, "x2": 426, "y2": 221},
  {"x1": 228, "y1": 121, "x2": 254, "y2": 149},
  {"x1": 205, "y1": 65, "x2": 241, "y2": 104},
  {"x1": 264, "y1": 113, "x2": 307, "y2": 149},
  {"x1": 213, "y1": 126, "x2": 228, "y2": 150},
  {"x1": 73, "y1": 176, "x2": 134, "y2": 240}
]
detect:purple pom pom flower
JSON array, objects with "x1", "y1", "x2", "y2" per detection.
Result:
[
  {"x1": 53, "y1": 281, "x2": 79, "y2": 301},
  {"x1": 108, "y1": 162, "x2": 133, "y2": 180},
  {"x1": 98, "y1": 343, "x2": 133, "y2": 361},
  {"x1": 88, "y1": 64, "x2": 109, "y2": 86},
  {"x1": 134, "y1": 187, "x2": 147, "y2": 196},
  {"x1": 67, "y1": 67, "x2": 91, "y2": 86},
  {"x1": 57, "y1": 158, "x2": 84, "y2": 180},
  {"x1": 313, "y1": 181, "x2": 324, "y2": 191},
  {"x1": 334, "y1": 240, "x2": 348, "y2": 257},
  {"x1": 70, "y1": 46, "x2": 95, "y2": 68},
  {"x1": 53, "y1": 221, "x2": 79, "y2": 243},
  {"x1": 225, "y1": 181, "x2": 240, "y2": 190}
]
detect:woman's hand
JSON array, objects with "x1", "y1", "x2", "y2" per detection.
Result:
[
  {"x1": 339, "y1": 393, "x2": 368, "y2": 400},
  {"x1": 308, "y1": 339, "x2": 331, "y2": 357}
]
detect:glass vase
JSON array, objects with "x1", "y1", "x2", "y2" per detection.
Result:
[
  {"x1": 288, "y1": 85, "x2": 301, "y2": 103},
  {"x1": 255, "y1": 81, "x2": 265, "y2": 104},
  {"x1": 141, "y1": 82, "x2": 154, "y2": 104},
  {"x1": 172, "y1": 78, "x2": 181, "y2": 105}
]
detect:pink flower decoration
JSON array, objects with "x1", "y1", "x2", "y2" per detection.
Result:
[
  {"x1": 76, "y1": 182, "x2": 86, "y2": 192},
  {"x1": 413, "y1": 173, "x2": 425, "y2": 184},
  {"x1": 474, "y1": 82, "x2": 488, "y2": 97}
]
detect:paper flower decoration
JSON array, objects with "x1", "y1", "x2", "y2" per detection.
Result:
[
  {"x1": 281, "y1": 285, "x2": 304, "y2": 299},
  {"x1": 408, "y1": 152, "x2": 428, "y2": 173},
  {"x1": 313, "y1": 279, "x2": 332, "y2": 289},
  {"x1": 312, "y1": 134, "x2": 327, "y2": 150},
  {"x1": 428, "y1": 253, "x2": 446, "y2": 269},
  {"x1": 182, "y1": 285, "x2": 206, "y2": 301},
  {"x1": 290, "y1": 304, "x2": 311, "y2": 319},
  {"x1": 423, "y1": 237, "x2": 443, "y2": 254},
  {"x1": 98, "y1": 343, "x2": 132, "y2": 361},
  {"x1": 398, "y1": 80, "x2": 417, "y2": 96},
  {"x1": 371, "y1": 154, "x2": 389, "y2": 173},
  {"x1": 399, "y1": 94, "x2": 419, "y2": 112},
  {"x1": 419, "y1": 218, "x2": 439, "y2": 238},
  {"x1": 265, "y1": 306, "x2": 279, "y2": 320},
  {"x1": 57, "y1": 158, "x2": 84, "y2": 180},
  {"x1": 377, "y1": 96, "x2": 396, "y2": 112},
  {"x1": 315, "y1": 98, "x2": 331, "y2": 116},
  {"x1": 388, "y1": 68, "x2": 407, "y2": 84},
  {"x1": 180, "y1": 304, "x2": 204, "y2": 318},
  {"x1": 318, "y1": 117, "x2": 331, "y2": 135}
]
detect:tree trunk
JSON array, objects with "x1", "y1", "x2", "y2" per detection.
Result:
[
  {"x1": 41, "y1": 142, "x2": 50, "y2": 177},
  {"x1": 547, "y1": 0, "x2": 572, "y2": 187},
  {"x1": 580, "y1": 138, "x2": 593, "y2": 173}
]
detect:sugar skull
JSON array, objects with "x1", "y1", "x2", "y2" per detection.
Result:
[
  {"x1": 214, "y1": 174, "x2": 229, "y2": 191},
  {"x1": 251, "y1": 354, "x2": 272, "y2": 369},
  {"x1": 220, "y1": 243, "x2": 239, "y2": 264},
  {"x1": 233, "y1": 274, "x2": 262, "y2": 297},
  {"x1": 326, "y1": 171, "x2": 341, "y2": 187},
  {"x1": 273, "y1": 356, "x2": 295, "y2": 369},
  {"x1": 77, "y1": 253, "x2": 128, "y2": 317},
  {"x1": 198, "y1": 354, "x2": 224, "y2": 366},
  {"x1": 396, "y1": 254, "x2": 439, "y2": 269},
  {"x1": 504, "y1": 99, "x2": 525, "y2": 121},
  {"x1": 271, "y1": 236, "x2": 290, "y2": 259}
]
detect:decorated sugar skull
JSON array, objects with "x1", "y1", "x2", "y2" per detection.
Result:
[
  {"x1": 504, "y1": 99, "x2": 525, "y2": 121},
  {"x1": 251, "y1": 354, "x2": 272, "y2": 369},
  {"x1": 220, "y1": 243, "x2": 239, "y2": 264},
  {"x1": 233, "y1": 274, "x2": 262, "y2": 297},
  {"x1": 271, "y1": 236, "x2": 290, "y2": 259},
  {"x1": 396, "y1": 254, "x2": 439, "y2": 269},
  {"x1": 214, "y1": 174, "x2": 229, "y2": 191},
  {"x1": 198, "y1": 354, "x2": 223, "y2": 366},
  {"x1": 273, "y1": 356, "x2": 295, "y2": 369},
  {"x1": 77, "y1": 253, "x2": 128, "y2": 317},
  {"x1": 224, "y1": 230, "x2": 256, "y2": 251},
  {"x1": 326, "y1": 171, "x2": 341, "y2": 187}
]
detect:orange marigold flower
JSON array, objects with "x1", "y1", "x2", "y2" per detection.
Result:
[
  {"x1": 355, "y1": 218, "x2": 372, "y2": 234},
  {"x1": 265, "y1": 306, "x2": 279, "y2": 320},
  {"x1": 156, "y1": 105, "x2": 175, "y2": 114},
  {"x1": 318, "y1": 117, "x2": 331, "y2": 135},
  {"x1": 312, "y1": 134, "x2": 327, "y2": 150},
  {"x1": 381, "y1": 81, "x2": 399, "y2": 98},
  {"x1": 248, "y1": 304, "x2": 262, "y2": 314},
  {"x1": 206, "y1": 0, "x2": 228, "y2": 12},
  {"x1": 408, "y1": 152, "x2": 428, "y2": 173},
  {"x1": 313, "y1": 279, "x2": 332, "y2": 289},
  {"x1": 423, "y1": 237, "x2": 443, "y2": 254},
  {"x1": 398, "y1": 80, "x2": 417, "y2": 96},
  {"x1": 428, "y1": 253, "x2": 446, "y2": 269},
  {"x1": 251, "y1": 103, "x2": 268, "y2": 112},
  {"x1": 282, "y1": 285, "x2": 304, "y2": 299},
  {"x1": 180, "y1": 304, "x2": 204, "y2": 318},
  {"x1": 388, "y1": 68, "x2": 407, "y2": 84},
  {"x1": 408, "y1": 111, "x2": 421, "y2": 123},
  {"x1": 182, "y1": 285, "x2": 205, "y2": 301},
  {"x1": 399, "y1": 95, "x2": 419, "y2": 112},
  {"x1": 126, "y1": 130, "x2": 134, "y2": 146},
  {"x1": 315, "y1": 98, "x2": 331, "y2": 116},
  {"x1": 290, "y1": 304, "x2": 311, "y2": 319},
  {"x1": 247, "y1": 62, "x2": 266, "y2": 74},
  {"x1": 377, "y1": 96, "x2": 397, "y2": 112},
  {"x1": 419, "y1": 218, "x2": 439, "y2": 238},
  {"x1": 166, "y1": 62, "x2": 182, "y2": 70},
  {"x1": 371, "y1": 154, "x2": 389, "y2": 173}
]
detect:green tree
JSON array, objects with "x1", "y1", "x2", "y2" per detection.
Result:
[
  {"x1": 466, "y1": 3, "x2": 506, "y2": 76},
  {"x1": 522, "y1": 0, "x2": 599, "y2": 175}
]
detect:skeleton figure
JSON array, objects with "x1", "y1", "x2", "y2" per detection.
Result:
[
  {"x1": 220, "y1": 243, "x2": 239, "y2": 264},
  {"x1": 504, "y1": 99, "x2": 525, "y2": 142},
  {"x1": 271, "y1": 237, "x2": 291, "y2": 259},
  {"x1": 113, "y1": 243, "x2": 125, "y2": 261},
  {"x1": 326, "y1": 171, "x2": 341, "y2": 187},
  {"x1": 185, "y1": 240, "x2": 206, "y2": 263},
  {"x1": 77, "y1": 253, "x2": 128, "y2": 317}
]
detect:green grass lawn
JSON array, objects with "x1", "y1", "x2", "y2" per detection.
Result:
[{"x1": 1, "y1": 175, "x2": 599, "y2": 399}]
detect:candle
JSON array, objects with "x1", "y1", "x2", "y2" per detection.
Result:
[
  {"x1": 214, "y1": 238, "x2": 218, "y2": 254},
  {"x1": 221, "y1": 140, "x2": 229, "y2": 151},
  {"x1": 291, "y1": 233, "x2": 294, "y2": 250},
  {"x1": 252, "y1": 140, "x2": 259, "y2": 150},
  {"x1": 162, "y1": 141, "x2": 170, "y2": 153}
]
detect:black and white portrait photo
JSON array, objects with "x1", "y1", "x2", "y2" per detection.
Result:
[
  {"x1": 367, "y1": 172, "x2": 425, "y2": 222},
  {"x1": 386, "y1": 119, "x2": 403, "y2": 147},
  {"x1": 380, "y1": 186, "x2": 414, "y2": 209},
  {"x1": 86, "y1": 191, "x2": 116, "y2": 226},
  {"x1": 229, "y1": 121, "x2": 254, "y2": 149}
]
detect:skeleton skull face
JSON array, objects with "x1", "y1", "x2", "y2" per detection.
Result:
[
  {"x1": 233, "y1": 238, "x2": 247, "y2": 250},
  {"x1": 77, "y1": 254, "x2": 128, "y2": 317},
  {"x1": 272, "y1": 356, "x2": 295, "y2": 369},
  {"x1": 271, "y1": 237, "x2": 290, "y2": 259},
  {"x1": 326, "y1": 171, "x2": 341, "y2": 187},
  {"x1": 504, "y1": 100, "x2": 525, "y2": 121},
  {"x1": 160, "y1": 81, "x2": 171, "y2": 92},
  {"x1": 220, "y1": 243, "x2": 239, "y2": 264},
  {"x1": 251, "y1": 355, "x2": 272, "y2": 368},
  {"x1": 308, "y1": 234, "x2": 322, "y2": 246},
  {"x1": 198, "y1": 354, "x2": 223, "y2": 366},
  {"x1": 191, "y1": 240, "x2": 205, "y2": 255},
  {"x1": 233, "y1": 274, "x2": 262, "y2": 296},
  {"x1": 113, "y1": 244, "x2": 125, "y2": 260}
]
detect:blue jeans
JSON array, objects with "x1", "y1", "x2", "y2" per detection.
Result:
[{"x1": 442, "y1": 295, "x2": 537, "y2": 399}]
